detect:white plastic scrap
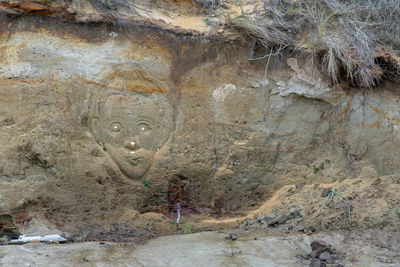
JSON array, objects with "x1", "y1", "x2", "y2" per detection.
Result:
[
  {"x1": 10, "y1": 234, "x2": 67, "y2": 244},
  {"x1": 176, "y1": 202, "x2": 181, "y2": 225}
]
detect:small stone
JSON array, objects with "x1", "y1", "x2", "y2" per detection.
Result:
[
  {"x1": 256, "y1": 215, "x2": 264, "y2": 222},
  {"x1": 319, "y1": 251, "x2": 337, "y2": 264},
  {"x1": 226, "y1": 233, "x2": 238, "y2": 241},
  {"x1": 310, "y1": 240, "x2": 333, "y2": 258},
  {"x1": 240, "y1": 220, "x2": 248, "y2": 228},
  {"x1": 231, "y1": 248, "x2": 241, "y2": 255},
  {"x1": 321, "y1": 188, "x2": 331, "y2": 197},
  {"x1": 61, "y1": 232, "x2": 73, "y2": 240},
  {"x1": 305, "y1": 226, "x2": 316, "y2": 235},
  {"x1": 309, "y1": 259, "x2": 326, "y2": 267},
  {"x1": 268, "y1": 214, "x2": 290, "y2": 227},
  {"x1": 264, "y1": 213, "x2": 276, "y2": 220},
  {"x1": 289, "y1": 208, "x2": 300, "y2": 218},
  {"x1": 296, "y1": 253, "x2": 310, "y2": 260}
]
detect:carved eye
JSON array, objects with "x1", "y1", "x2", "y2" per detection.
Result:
[
  {"x1": 110, "y1": 122, "x2": 122, "y2": 132},
  {"x1": 138, "y1": 122, "x2": 151, "y2": 133}
]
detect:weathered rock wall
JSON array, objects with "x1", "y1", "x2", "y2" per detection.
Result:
[{"x1": 0, "y1": 12, "x2": 399, "y2": 234}]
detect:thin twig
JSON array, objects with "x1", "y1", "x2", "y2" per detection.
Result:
[
  {"x1": 248, "y1": 43, "x2": 287, "y2": 122},
  {"x1": 248, "y1": 43, "x2": 289, "y2": 61}
]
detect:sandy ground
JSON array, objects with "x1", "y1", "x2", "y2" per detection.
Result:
[{"x1": 0, "y1": 230, "x2": 399, "y2": 267}]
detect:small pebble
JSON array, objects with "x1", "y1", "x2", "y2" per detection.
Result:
[{"x1": 226, "y1": 233, "x2": 238, "y2": 241}]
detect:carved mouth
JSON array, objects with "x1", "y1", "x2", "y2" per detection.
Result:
[{"x1": 126, "y1": 157, "x2": 144, "y2": 166}]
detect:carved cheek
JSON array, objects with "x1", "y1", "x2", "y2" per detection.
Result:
[
  {"x1": 137, "y1": 135, "x2": 152, "y2": 150},
  {"x1": 89, "y1": 117, "x2": 102, "y2": 141}
]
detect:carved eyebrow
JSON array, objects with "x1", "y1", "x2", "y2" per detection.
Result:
[{"x1": 135, "y1": 117, "x2": 156, "y2": 125}]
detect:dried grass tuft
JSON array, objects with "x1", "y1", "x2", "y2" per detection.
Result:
[{"x1": 225, "y1": 0, "x2": 400, "y2": 88}]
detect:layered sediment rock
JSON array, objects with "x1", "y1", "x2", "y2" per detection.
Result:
[{"x1": 0, "y1": 1, "x2": 399, "y2": 235}]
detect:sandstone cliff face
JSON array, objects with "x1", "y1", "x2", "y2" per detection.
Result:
[{"x1": 0, "y1": 2, "x2": 399, "y2": 236}]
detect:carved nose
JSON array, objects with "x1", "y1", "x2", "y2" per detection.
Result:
[{"x1": 125, "y1": 139, "x2": 140, "y2": 151}]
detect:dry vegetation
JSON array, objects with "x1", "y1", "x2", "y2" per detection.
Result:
[
  {"x1": 2, "y1": 0, "x2": 398, "y2": 87},
  {"x1": 225, "y1": 0, "x2": 400, "y2": 88}
]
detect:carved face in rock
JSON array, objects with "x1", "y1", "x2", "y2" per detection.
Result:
[{"x1": 89, "y1": 85, "x2": 173, "y2": 180}]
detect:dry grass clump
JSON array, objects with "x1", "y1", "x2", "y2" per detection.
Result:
[
  {"x1": 225, "y1": 0, "x2": 400, "y2": 88},
  {"x1": 194, "y1": 0, "x2": 220, "y2": 9},
  {"x1": 89, "y1": 0, "x2": 132, "y2": 14},
  {"x1": 87, "y1": 0, "x2": 139, "y2": 27}
]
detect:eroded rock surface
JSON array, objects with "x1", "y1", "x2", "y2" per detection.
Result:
[
  {"x1": 0, "y1": 231, "x2": 398, "y2": 266},
  {"x1": 0, "y1": 4, "x2": 399, "y2": 237}
]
